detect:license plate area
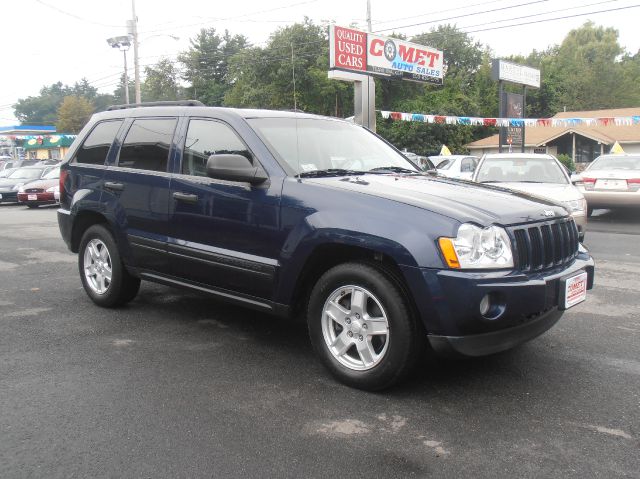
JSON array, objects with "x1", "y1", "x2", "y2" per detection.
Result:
[
  {"x1": 595, "y1": 179, "x2": 626, "y2": 190},
  {"x1": 27, "y1": 194, "x2": 38, "y2": 201},
  {"x1": 559, "y1": 270, "x2": 588, "y2": 310}
]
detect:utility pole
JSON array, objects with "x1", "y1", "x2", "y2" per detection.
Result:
[
  {"x1": 131, "y1": 0, "x2": 141, "y2": 104},
  {"x1": 366, "y1": 0, "x2": 372, "y2": 31}
]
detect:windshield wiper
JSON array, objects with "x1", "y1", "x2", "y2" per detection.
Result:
[
  {"x1": 298, "y1": 168, "x2": 367, "y2": 178},
  {"x1": 369, "y1": 166, "x2": 421, "y2": 174}
]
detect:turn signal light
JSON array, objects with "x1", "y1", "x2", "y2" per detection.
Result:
[
  {"x1": 438, "y1": 237, "x2": 461, "y2": 269},
  {"x1": 626, "y1": 178, "x2": 640, "y2": 184}
]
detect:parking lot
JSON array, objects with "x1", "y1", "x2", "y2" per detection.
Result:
[{"x1": 1, "y1": 204, "x2": 638, "y2": 478}]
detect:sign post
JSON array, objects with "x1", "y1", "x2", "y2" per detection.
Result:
[{"x1": 492, "y1": 59, "x2": 540, "y2": 153}]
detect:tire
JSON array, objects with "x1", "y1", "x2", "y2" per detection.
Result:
[
  {"x1": 78, "y1": 224, "x2": 141, "y2": 307},
  {"x1": 307, "y1": 262, "x2": 423, "y2": 391},
  {"x1": 587, "y1": 206, "x2": 594, "y2": 217},
  {"x1": 26, "y1": 204, "x2": 38, "y2": 209}
]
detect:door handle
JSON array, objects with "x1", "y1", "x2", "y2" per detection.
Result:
[
  {"x1": 172, "y1": 192, "x2": 198, "y2": 204},
  {"x1": 104, "y1": 181, "x2": 124, "y2": 191}
]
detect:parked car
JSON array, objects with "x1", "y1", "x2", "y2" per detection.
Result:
[
  {"x1": 574, "y1": 154, "x2": 640, "y2": 215},
  {"x1": 430, "y1": 155, "x2": 479, "y2": 180},
  {"x1": 0, "y1": 167, "x2": 17, "y2": 179},
  {"x1": 402, "y1": 151, "x2": 436, "y2": 172},
  {"x1": 58, "y1": 102, "x2": 594, "y2": 390},
  {"x1": 17, "y1": 166, "x2": 60, "y2": 208},
  {"x1": 473, "y1": 153, "x2": 588, "y2": 240},
  {"x1": 0, "y1": 165, "x2": 56, "y2": 203}
]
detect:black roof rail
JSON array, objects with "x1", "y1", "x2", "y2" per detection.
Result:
[{"x1": 106, "y1": 100, "x2": 204, "y2": 111}]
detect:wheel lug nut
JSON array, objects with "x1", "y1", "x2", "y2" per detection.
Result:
[
  {"x1": 358, "y1": 335, "x2": 363, "y2": 341},
  {"x1": 355, "y1": 313, "x2": 360, "y2": 319},
  {"x1": 362, "y1": 323, "x2": 367, "y2": 329},
  {"x1": 347, "y1": 331, "x2": 353, "y2": 337},
  {"x1": 345, "y1": 318, "x2": 351, "y2": 324}
]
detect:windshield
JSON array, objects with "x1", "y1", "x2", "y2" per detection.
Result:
[
  {"x1": 8, "y1": 168, "x2": 45, "y2": 180},
  {"x1": 476, "y1": 157, "x2": 568, "y2": 184},
  {"x1": 436, "y1": 159, "x2": 452, "y2": 170},
  {"x1": 247, "y1": 117, "x2": 420, "y2": 176},
  {"x1": 43, "y1": 167, "x2": 60, "y2": 179},
  {"x1": 588, "y1": 155, "x2": 640, "y2": 170}
]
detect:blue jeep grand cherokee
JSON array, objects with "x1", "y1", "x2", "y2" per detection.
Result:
[{"x1": 58, "y1": 101, "x2": 595, "y2": 390}]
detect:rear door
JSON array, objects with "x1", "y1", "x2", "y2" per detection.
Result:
[
  {"x1": 167, "y1": 117, "x2": 281, "y2": 299},
  {"x1": 102, "y1": 117, "x2": 177, "y2": 273}
]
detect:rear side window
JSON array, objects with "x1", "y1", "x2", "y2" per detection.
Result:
[
  {"x1": 182, "y1": 119, "x2": 252, "y2": 177},
  {"x1": 117, "y1": 118, "x2": 177, "y2": 172},
  {"x1": 461, "y1": 157, "x2": 477, "y2": 173},
  {"x1": 75, "y1": 120, "x2": 123, "y2": 165}
]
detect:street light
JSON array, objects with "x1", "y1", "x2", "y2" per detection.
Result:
[{"x1": 107, "y1": 35, "x2": 132, "y2": 104}]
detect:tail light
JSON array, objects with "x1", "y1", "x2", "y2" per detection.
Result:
[
  {"x1": 581, "y1": 177, "x2": 596, "y2": 190},
  {"x1": 59, "y1": 169, "x2": 68, "y2": 200},
  {"x1": 627, "y1": 178, "x2": 640, "y2": 191}
]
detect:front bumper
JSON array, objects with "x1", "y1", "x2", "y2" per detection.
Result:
[
  {"x1": 0, "y1": 190, "x2": 18, "y2": 202},
  {"x1": 17, "y1": 192, "x2": 56, "y2": 205},
  {"x1": 401, "y1": 252, "x2": 595, "y2": 357}
]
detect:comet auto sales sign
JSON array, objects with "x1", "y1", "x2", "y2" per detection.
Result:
[{"x1": 329, "y1": 25, "x2": 444, "y2": 85}]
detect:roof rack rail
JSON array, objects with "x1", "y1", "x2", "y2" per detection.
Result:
[{"x1": 106, "y1": 100, "x2": 204, "y2": 111}]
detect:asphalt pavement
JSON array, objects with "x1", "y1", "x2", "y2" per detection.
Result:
[{"x1": 1, "y1": 204, "x2": 638, "y2": 478}]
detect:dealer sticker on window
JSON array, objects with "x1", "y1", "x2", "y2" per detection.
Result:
[{"x1": 563, "y1": 271, "x2": 588, "y2": 309}]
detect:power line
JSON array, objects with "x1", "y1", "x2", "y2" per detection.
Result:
[
  {"x1": 138, "y1": 0, "x2": 321, "y2": 35},
  {"x1": 465, "y1": 3, "x2": 640, "y2": 33},
  {"x1": 370, "y1": 0, "x2": 508, "y2": 27},
  {"x1": 373, "y1": 0, "x2": 551, "y2": 33},
  {"x1": 33, "y1": 0, "x2": 122, "y2": 28},
  {"x1": 459, "y1": 0, "x2": 620, "y2": 31}
]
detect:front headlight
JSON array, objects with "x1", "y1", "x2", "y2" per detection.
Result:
[
  {"x1": 13, "y1": 183, "x2": 24, "y2": 191},
  {"x1": 438, "y1": 224, "x2": 514, "y2": 269},
  {"x1": 562, "y1": 198, "x2": 586, "y2": 215}
]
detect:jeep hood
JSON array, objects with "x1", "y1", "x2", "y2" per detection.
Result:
[{"x1": 306, "y1": 174, "x2": 568, "y2": 226}]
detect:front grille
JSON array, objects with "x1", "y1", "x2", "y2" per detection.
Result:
[
  {"x1": 25, "y1": 188, "x2": 44, "y2": 193},
  {"x1": 511, "y1": 218, "x2": 579, "y2": 272}
]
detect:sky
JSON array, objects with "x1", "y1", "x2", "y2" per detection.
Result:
[{"x1": 2, "y1": 0, "x2": 640, "y2": 126}]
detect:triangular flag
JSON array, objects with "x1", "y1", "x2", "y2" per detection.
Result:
[
  {"x1": 610, "y1": 141, "x2": 625, "y2": 154},
  {"x1": 440, "y1": 144, "x2": 452, "y2": 156}
]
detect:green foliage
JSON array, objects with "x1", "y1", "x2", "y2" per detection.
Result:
[
  {"x1": 14, "y1": 80, "x2": 112, "y2": 125},
  {"x1": 56, "y1": 96, "x2": 94, "y2": 134},
  {"x1": 178, "y1": 28, "x2": 249, "y2": 105},
  {"x1": 142, "y1": 58, "x2": 184, "y2": 102},
  {"x1": 556, "y1": 153, "x2": 576, "y2": 172},
  {"x1": 224, "y1": 19, "x2": 353, "y2": 116}
]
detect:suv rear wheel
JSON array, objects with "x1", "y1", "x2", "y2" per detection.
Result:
[
  {"x1": 307, "y1": 262, "x2": 423, "y2": 391},
  {"x1": 79, "y1": 224, "x2": 140, "y2": 307}
]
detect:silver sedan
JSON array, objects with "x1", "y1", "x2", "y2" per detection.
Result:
[{"x1": 575, "y1": 154, "x2": 640, "y2": 215}]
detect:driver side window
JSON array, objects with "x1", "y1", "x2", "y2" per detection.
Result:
[{"x1": 182, "y1": 119, "x2": 252, "y2": 177}]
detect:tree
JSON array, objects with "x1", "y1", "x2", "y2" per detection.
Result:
[
  {"x1": 225, "y1": 19, "x2": 353, "y2": 117},
  {"x1": 179, "y1": 28, "x2": 249, "y2": 105},
  {"x1": 142, "y1": 58, "x2": 184, "y2": 101},
  {"x1": 56, "y1": 96, "x2": 94, "y2": 134}
]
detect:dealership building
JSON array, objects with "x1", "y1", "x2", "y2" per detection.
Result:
[{"x1": 466, "y1": 107, "x2": 640, "y2": 163}]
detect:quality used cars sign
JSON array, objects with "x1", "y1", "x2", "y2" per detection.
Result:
[{"x1": 329, "y1": 25, "x2": 444, "y2": 85}]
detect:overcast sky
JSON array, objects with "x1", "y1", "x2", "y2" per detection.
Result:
[{"x1": 2, "y1": 0, "x2": 639, "y2": 126}]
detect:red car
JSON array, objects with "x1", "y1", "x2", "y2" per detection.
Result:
[{"x1": 17, "y1": 166, "x2": 60, "y2": 208}]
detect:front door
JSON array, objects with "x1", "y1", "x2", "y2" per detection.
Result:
[{"x1": 168, "y1": 118, "x2": 282, "y2": 300}]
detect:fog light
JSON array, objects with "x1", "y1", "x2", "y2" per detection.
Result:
[{"x1": 479, "y1": 294, "x2": 491, "y2": 316}]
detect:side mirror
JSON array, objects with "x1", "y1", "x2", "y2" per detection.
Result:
[{"x1": 206, "y1": 154, "x2": 268, "y2": 185}]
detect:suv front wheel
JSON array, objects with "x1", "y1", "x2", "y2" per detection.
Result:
[
  {"x1": 78, "y1": 224, "x2": 140, "y2": 307},
  {"x1": 308, "y1": 262, "x2": 423, "y2": 391}
]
